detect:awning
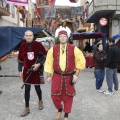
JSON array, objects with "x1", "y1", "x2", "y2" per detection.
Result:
[
  {"x1": 0, "y1": 26, "x2": 43, "y2": 58},
  {"x1": 86, "y1": 10, "x2": 114, "y2": 23},
  {"x1": 113, "y1": 34, "x2": 120, "y2": 40},
  {"x1": 71, "y1": 32, "x2": 106, "y2": 40}
]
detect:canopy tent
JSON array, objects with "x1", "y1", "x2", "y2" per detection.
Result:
[
  {"x1": 71, "y1": 32, "x2": 106, "y2": 40},
  {"x1": 113, "y1": 34, "x2": 120, "y2": 40},
  {"x1": 0, "y1": 26, "x2": 43, "y2": 58}
]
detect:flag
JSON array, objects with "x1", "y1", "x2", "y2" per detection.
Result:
[
  {"x1": 36, "y1": 0, "x2": 49, "y2": 6},
  {"x1": 36, "y1": 7, "x2": 41, "y2": 18},
  {"x1": 40, "y1": 8, "x2": 45, "y2": 18},
  {"x1": 81, "y1": 12, "x2": 85, "y2": 25},
  {"x1": 49, "y1": 0, "x2": 55, "y2": 6},
  {"x1": 17, "y1": 6, "x2": 26, "y2": 22},
  {"x1": 7, "y1": 0, "x2": 28, "y2": 6},
  {"x1": 44, "y1": 6, "x2": 56, "y2": 18},
  {"x1": 71, "y1": 6, "x2": 84, "y2": 16}
]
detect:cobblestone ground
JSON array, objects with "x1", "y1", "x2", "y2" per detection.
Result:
[{"x1": 0, "y1": 56, "x2": 120, "y2": 120}]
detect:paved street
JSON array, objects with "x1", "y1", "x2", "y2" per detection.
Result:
[{"x1": 0, "y1": 56, "x2": 120, "y2": 120}]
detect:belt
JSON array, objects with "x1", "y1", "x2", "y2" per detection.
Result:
[{"x1": 54, "y1": 71, "x2": 75, "y2": 76}]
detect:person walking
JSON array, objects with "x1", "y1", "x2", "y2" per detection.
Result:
[
  {"x1": 93, "y1": 43, "x2": 106, "y2": 92},
  {"x1": 18, "y1": 30, "x2": 46, "y2": 117},
  {"x1": 44, "y1": 27, "x2": 86, "y2": 120},
  {"x1": 104, "y1": 38, "x2": 120, "y2": 95}
]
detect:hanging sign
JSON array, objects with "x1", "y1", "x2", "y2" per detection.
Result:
[
  {"x1": 7, "y1": 0, "x2": 28, "y2": 6},
  {"x1": 99, "y1": 18, "x2": 108, "y2": 26}
]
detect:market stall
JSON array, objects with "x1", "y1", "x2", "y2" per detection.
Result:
[{"x1": 71, "y1": 32, "x2": 106, "y2": 67}]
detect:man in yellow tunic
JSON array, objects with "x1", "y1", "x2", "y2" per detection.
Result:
[{"x1": 44, "y1": 27, "x2": 86, "y2": 120}]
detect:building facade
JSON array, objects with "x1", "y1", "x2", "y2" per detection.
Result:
[
  {"x1": 0, "y1": 1, "x2": 23, "y2": 27},
  {"x1": 86, "y1": 0, "x2": 120, "y2": 51}
]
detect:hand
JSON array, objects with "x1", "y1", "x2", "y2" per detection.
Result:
[
  {"x1": 72, "y1": 75, "x2": 78, "y2": 84},
  {"x1": 33, "y1": 63, "x2": 40, "y2": 71},
  {"x1": 47, "y1": 77, "x2": 52, "y2": 83},
  {"x1": 103, "y1": 56, "x2": 107, "y2": 60},
  {"x1": 19, "y1": 72, "x2": 23, "y2": 79}
]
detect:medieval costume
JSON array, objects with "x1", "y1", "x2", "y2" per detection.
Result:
[
  {"x1": 18, "y1": 41, "x2": 46, "y2": 84},
  {"x1": 44, "y1": 27, "x2": 86, "y2": 120},
  {"x1": 18, "y1": 40, "x2": 46, "y2": 117}
]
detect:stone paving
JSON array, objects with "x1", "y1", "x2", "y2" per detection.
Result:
[{"x1": 0, "y1": 56, "x2": 120, "y2": 120}]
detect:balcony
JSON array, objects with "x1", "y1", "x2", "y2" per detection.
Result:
[{"x1": 86, "y1": 0, "x2": 120, "y2": 23}]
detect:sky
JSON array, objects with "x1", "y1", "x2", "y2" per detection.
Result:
[
  {"x1": 31, "y1": 0, "x2": 81, "y2": 6},
  {"x1": 55, "y1": 0, "x2": 81, "y2": 6}
]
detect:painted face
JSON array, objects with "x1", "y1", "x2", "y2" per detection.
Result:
[
  {"x1": 59, "y1": 34, "x2": 68, "y2": 44},
  {"x1": 24, "y1": 31, "x2": 34, "y2": 43}
]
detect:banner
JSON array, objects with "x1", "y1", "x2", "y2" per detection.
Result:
[
  {"x1": 17, "y1": 6, "x2": 26, "y2": 22},
  {"x1": 69, "y1": 0, "x2": 78, "y2": 3},
  {"x1": 71, "y1": 6, "x2": 84, "y2": 16},
  {"x1": 7, "y1": 0, "x2": 28, "y2": 6},
  {"x1": 49, "y1": 0, "x2": 55, "y2": 6},
  {"x1": 36, "y1": 0, "x2": 49, "y2": 6},
  {"x1": 40, "y1": 8, "x2": 45, "y2": 18},
  {"x1": 44, "y1": 6, "x2": 56, "y2": 18}
]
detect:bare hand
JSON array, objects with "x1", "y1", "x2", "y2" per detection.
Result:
[
  {"x1": 47, "y1": 77, "x2": 52, "y2": 83},
  {"x1": 73, "y1": 75, "x2": 78, "y2": 84},
  {"x1": 33, "y1": 63, "x2": 40, "y2": 71},
  {"x1": 19, "y1": 72, "x2": 23, "y2": 79}
]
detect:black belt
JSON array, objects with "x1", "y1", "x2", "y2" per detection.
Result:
[{"x1": 54, "y1": 71, "x2": 75, "y2": 76}]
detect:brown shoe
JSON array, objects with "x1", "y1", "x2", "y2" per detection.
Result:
[
  {"x1": 64, "y1": 118, "x2": 69, "y2": 120},
  {"x1": 38, "y1": 100, "x2": 43, "y2": 110},
  {"x1": 55, "y1": 112, "x2": 62, "y2": 120},
  {"x1": 21, "y1": 107, "x2": 30, "y2": 117}
]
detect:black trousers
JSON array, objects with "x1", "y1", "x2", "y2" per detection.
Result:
[{"x1": 24, "y1": 84, "x2": 42, "y2": 107}]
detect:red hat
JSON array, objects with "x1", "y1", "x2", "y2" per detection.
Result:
[{"x1": 58, "y1": 30, "x2": 68, "y2": 36}]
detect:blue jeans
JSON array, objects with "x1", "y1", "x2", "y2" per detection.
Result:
[{"x1": 94, "y1": 69, "x2": 105, "y2": 90}]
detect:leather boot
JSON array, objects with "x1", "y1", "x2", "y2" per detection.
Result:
[
  {"x1": 38, "y1": 100, "x2": 43, "y2": 110},
  {"x1": 21, "y1": 107, "x2": 30, "y2": 117},
  {"x1": 55, "y1": 112, "x2": 62, "y2": 120}
]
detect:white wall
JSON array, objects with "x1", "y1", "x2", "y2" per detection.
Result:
[
  {"x1": 1, "y1": 5, "x2": 17, "y2": 26},
  {"x1": 0, "y1": 5, "x2": 23, "y2": 27},
  {"x1": 112, "y1": 19, "x2": 120, "y2": 37}
]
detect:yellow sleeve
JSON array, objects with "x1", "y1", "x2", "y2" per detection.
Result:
[
  {"x1": 74, "y1": 46, "x2": 86, "y2": 71},
  {"x1": 44, "y1": 47, "x2": 54, "y2": 74}
]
